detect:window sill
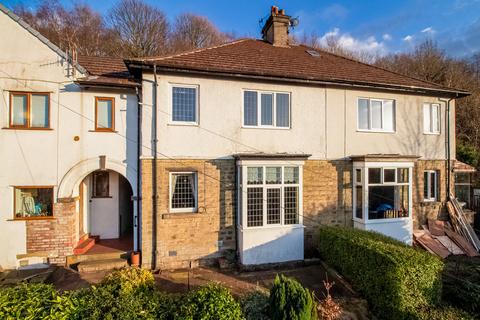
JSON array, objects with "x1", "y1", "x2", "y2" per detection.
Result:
[
  {"x1": 423, "y1": 132, "x2": 441, "y2": 135},
  {"x1": 2, "y1": 127, "x2": 53, "y2": 131},
  {"x1": 242, "y1": 125, "x2": 291, "y2": 130},
  {"x1": 162, "y1": 212, "x2": 199, "y2": 219},
  {"x1": 356, "y1": 129, "x2": 395, "y2": 134},
  {"x1": 91, "y1": 196, "x2": 112, "y2": 199},
  {"x1": 167, "y1": 122, "x2": 199, "y2": 127},
  {"x1": 239, "y1": 224, "x2": 304, "y2": 231},
  {"x1": 88, "y1": 130, "x2": 118, "y2": 133},
  {"x1": 356, "y1": 217, "x2": 411, "y2": 224},
  {"x1": 8, "y1": 216, "x2": 55, "y2": 221}
]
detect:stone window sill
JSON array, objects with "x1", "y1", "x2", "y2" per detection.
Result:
[{"x1": 162, "y1": 212, "x2": 200, "y2": 219}]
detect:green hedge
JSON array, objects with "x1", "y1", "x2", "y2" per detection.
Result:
[{"x1": 318, "y1": 226, "x2": 444, "y2": 320}]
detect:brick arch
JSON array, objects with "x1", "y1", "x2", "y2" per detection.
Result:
[{"x1": 57, "y1": 157, "x2": 136, "y2": 199}]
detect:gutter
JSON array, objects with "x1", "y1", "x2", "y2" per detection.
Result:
[
  {"x1": 152, "y1": 65, "x2": 158, "y2": 270},
  {"x1": 125, "y1": 63, "x2": 470, "y2": 98}
]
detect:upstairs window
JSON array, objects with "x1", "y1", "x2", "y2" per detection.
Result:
[
  {"x1": 172, "y1": 85, "x2": 198, "y2": 124},
  {"x1": 424, "y1": 170, "x2": 439, "y2": 201},
  {"x1": 357, "y1": 98, "x2": 395, "y2": 132},
  {"x1": 9, "y1": 92, "x2": 50, "y2": 129},
  {"x1": 423, "y1": 103, "x2": 440, "y2": 134},
  {"x1": 243, "y1": 90, "x2": 290, "y2": 128},
  {"x1": 95, "y1": 97, "x2": 114, "y2": 131}
]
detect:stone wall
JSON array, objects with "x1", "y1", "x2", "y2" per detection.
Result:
[
  {"x1": 25, "y1": 198, "x2": 77, "y2": 264},
  {"x1": 141, "y1": 159, "x2": 236, "y2": 269}
]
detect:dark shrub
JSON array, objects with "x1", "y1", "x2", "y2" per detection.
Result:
[
  {"x1": 269, "y1": 275, "x2": 317, "y2": 320},
  {"x1": 318, "y1": 226, "x2": 444, "y2": 320},
  {"x1": 177, "y1": 283, "x2": 243, "y2": 320},
  {"x1": 241, "y1": 290, "x2": 270, "y2": 320}
]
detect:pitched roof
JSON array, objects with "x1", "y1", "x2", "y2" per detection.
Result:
[
  {"x1": 126, "y1": 39, "x2": 468, "y2": 97},
  {"x1": 76, "y1": 55, "x2": 139, "y2": 88},
  {"x1": 0, "y1": 3, "x2": 86, "y2": 75}
]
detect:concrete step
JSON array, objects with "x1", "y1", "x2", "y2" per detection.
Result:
[
  {"x1": 77, "y1": 258, "x2": 128, "y2": 273},
  {"x1": 67, "y1": 251, "x2": 129, "y2": 266}
]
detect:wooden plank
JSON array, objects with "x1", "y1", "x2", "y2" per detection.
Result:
[
  {"x1": 444, "y1": 228, "x2": 480, "y2": 257},
  {"x1": 415, "y1": 233, "x2": 451, "y2": 259},
  {"x1": 428, "y1": 219, "x2": 445, "y2": 236},
  {"x1": 436, "y1": 236, "x2": 464, "y2": 255},
  {"x1": 450, "y1": 197, "x2": 480, "y2": 251}
]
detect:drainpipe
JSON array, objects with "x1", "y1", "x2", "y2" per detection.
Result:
[
  {"x1": 440, "y1": 97, "x2": 455, "y2": 200},
  {"x1": 135, "y1": 86, "x2": 142, "y2": 255},
  {"x1": 152, "y1": 65, "x2": 158, "y2": 270}
]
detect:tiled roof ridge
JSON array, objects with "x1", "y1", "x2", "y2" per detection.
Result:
[{"x1": 134, "y1": 38, "x2": 251, "y2": 62}]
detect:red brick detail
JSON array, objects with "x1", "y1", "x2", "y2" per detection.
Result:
[{"x1": 26, "y1": 200, "x2": 77, "y2": 264}]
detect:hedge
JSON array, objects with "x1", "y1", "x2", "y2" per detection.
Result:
[{"x1": 318, "y1": 226, "x2": 444, "y2": 320}]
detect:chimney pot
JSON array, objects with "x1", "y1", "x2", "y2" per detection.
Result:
[{"x1": 280, "y1": 9, "x2": 285, "y2": 15}]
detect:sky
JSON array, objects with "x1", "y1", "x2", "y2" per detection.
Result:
[{"x1": 3, "y1": 0, "x2": 480, "y2": 58}]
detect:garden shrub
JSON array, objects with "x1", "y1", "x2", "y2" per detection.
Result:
[
  {"x1": 318, "y1": 226, "x2": 444, "y2": 320},
  {"x1": 241, "y1": 290, "x2": 270, "y2": 320},
  {"x1": 269, "y1": 275, "x2": 317, "y2": 320},
  {"x1": 0, "y1": 283, "x2": 58, "y2": 319},
  {"x1": 177, "y1": 283, "x2": 243, "y2": 320}
]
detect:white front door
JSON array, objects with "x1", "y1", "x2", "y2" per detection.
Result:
[{"x1": 89, "y1": 171, "x2": 119, "y2": 239}]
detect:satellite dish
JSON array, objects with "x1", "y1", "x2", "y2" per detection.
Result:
[{"x1": 290, "y1": 17, "x2": 299, "y2": 27}]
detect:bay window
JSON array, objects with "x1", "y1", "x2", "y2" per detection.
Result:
[
  {"x1": 243, "y1": 90, "x2": 290, "y2": 128},
  {"x1": 357, "y1": 98, "x2": 395, "y2": 132}
]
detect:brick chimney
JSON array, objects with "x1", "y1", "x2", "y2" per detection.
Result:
[{"x1": 261, "y1": 6, "x2": 291, "y2": 47}]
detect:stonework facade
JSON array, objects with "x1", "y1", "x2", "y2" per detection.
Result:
[{"x1": 25, "y1": 199, "x2": 78, "y2": 264}]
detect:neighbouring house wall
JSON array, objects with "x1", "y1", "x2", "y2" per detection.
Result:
[{"x1": 141, "y1": 159, "x2": 236, "y2": 269}]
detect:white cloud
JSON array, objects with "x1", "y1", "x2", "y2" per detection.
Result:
[
  {"x1": 403, "y1": 35, "x2": 414, "y2": 42},
  {"x1": 382, "y1": 33, "x2": 392, "y2": 41},
  {"x1": 421, "y1": 27, "x2": 435, "y2": 34},
  {"x1": 318, "y1": 28, "x2": 388, "y2": 56}
]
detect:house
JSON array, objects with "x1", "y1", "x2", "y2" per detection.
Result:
[{"x1": 0, "y1": 5, "x2": 470, "y2": 270}]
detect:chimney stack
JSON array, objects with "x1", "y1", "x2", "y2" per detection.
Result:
[{"x1": 261, "y1": 6, "x2": 291, "y2": 47}]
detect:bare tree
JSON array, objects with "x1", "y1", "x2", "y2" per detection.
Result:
[
  {"x1": 107, "y1": 0, "x2": 169, "y2": 57},
  {"x1": 170, "y1": 13, "x2": 229, "y2": 53}
]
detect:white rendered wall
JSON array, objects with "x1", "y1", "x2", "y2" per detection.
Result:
[
  {"x1": 354, "y1": 219, "x2": 413, "y2": 245},
  {"x1": 239, "y1": 225, "x2": 304, "y2": 265}
]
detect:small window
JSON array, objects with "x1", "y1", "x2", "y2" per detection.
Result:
[
  {"x1": 243, "y1": 90, "x2": 290, "y2": 128},
  {"x1": 92, "y1": 171, "x2": 110, "y2": 198},
  {"x1": 357, "y1": 98, "x2": 395, "y2": 132},
  {"x1": 170, "y1": 172, "x2": 197, "y2": 212},
  {"x1": 247, "y1": 167, "x2": 263, "y2": 184},
  {"x1": 172, "y1": 86, "x2": 198, "y2": 123},
  {"x1": 423, "y1": 103, "x2": 440, "y2": 134},
  {"x1": 368, "y1": 168, "x2": 382, "y2": 184},
  {"x1": 9, "y1": 92, "x2": 50, "y2": 129},
  {"x1": 384, "y1": 169, "x2": 396, "y2": 183},
  {"x1": 424, "y1": 170, "x2": 439, "y2": 201},
  {"x1": 266, "y1": 167, "x2": 281, "y2": 184},
  {"x1": 95, "y1": 97, "x2": 114, "y2": 131},
  {"x1": 14, "y1": 187, "x2": 53, "y2": 219}
]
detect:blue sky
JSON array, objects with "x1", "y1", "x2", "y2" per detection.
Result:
[{"x1": 3, "y1": 0, "x2": 480, "y2": 57}]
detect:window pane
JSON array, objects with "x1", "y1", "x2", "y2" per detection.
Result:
[
  {"x1": 244, "y1": 91, "x2": 258, "y2": 126},
  {"x1": 424, "y1": 171, "x2": 429, "y2": 199},
  {"x1": 358, "y1": 99, "x2": 369, "y2": 129},
  {"x1": 355, "y1": 185, "x2": 363, "y2": 219},
  {"x1": 371, "y1": 100, "x2": 382, "y2": 129},
  {"x1": 247, "y1": 167, "x2": 263, "y2": 184},
  {"x1": 455, "y1": 185, "x2": 470, "y2": 207},
  {"x1": 284, "y1": 167, "x2": 299, "y2": 184},
  {"x1": 266, "y1": 167, "x2": 281, "y2": 184},
  {"x1": 247, "y1": 187, "x2": 263, "y2": 227},
  {"x1": 171, "y1": 173, "x2": 196, "y2": 209},
  {"x1": 423, "y1": 104, "x2": 431, "y2": 133},
  {"x1": 172, "y1": 87, "x2": 196, "y2": 122},
  {"x1": 276, "y1": 93, "x2": 290, "y2": 127},
  {"x1": 11, "y1": 94, "x2": 27, "y2": 126},
  {"x1": 383, "y1": 100, "x2": 394, "y2": 131},
  {"x1": 384, "y1": 169, "x2": 396, "y2": 183},
  {"x1": 261, "y1": 93, "x2": 273, "y2": 125},
  {"x1": 455, "y1": 172, "x2": 470, "y2": 184},
  {"x1": 31, "y1": 94, "x2": 49, "y2": 128},
  {"x1": 430, "y1": 172, "x2": 437, "y2": 200},
  {"x1": 267, "y1": 188, "x2": 281, "y2": 224},
  {"x1": 93, "y1": 171, "x2": 109, "y2": 197},
  {"x1": 432, "y1": 104, "x2": 440, "y2": 132},
  {"x1": 97, "y1": 99, "x2": 113, "y2": 129},
  {"x1": 368, "y1": 185, "x2": 409, "y2": 219},
  {"x1": 15, "y1": 187, "x2": 53, "y2": 218},
  {"x1": 356, "y1": 168, "x2": 362, "y2": 184},
  {"x1": 397, "y1": 168, "x2": 409, "y2": 183},
  {"x1": 368, "y1": 168, "x2": 381, "y2": 184},
  {"x1": 284, "y1": 186, "x2": 298, "y2": 224}
]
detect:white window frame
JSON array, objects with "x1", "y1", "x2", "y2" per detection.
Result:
[
  {"x1": 238, "y1": 161, "x2": 303, "y2": 229},
  {"x1": 169, "y1": 172, "x2": 198, "y2": 213},
  {"x1": 423, "y1": 103, "x2": 441, "y2": 135},
  {"x1": 169, "y1": 83, "x2": 199, "y2": 126},
  {"x1": 353, "y1": 162, "x2": 413, "y2": 224},
  {"x1": 423, "y1": 170, "x2": 439, "y2": 202},
  {"x1": 242, "y1": 89, "x2": 291, "y2": 129},
  {"x1": 357, "y1": 98, "x2": 396, "y2": 133}
]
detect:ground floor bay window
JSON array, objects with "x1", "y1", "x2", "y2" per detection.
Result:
[
  {"x1": 352, "y1": 158, "x2": 414, "y2": 244},
  {"x1": 235, "y1": 155, "x2": 307, "y2": 265}
]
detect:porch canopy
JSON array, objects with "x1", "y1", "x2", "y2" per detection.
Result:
[{"x1": 350, "y1": 154, "x2": 420, "y2": 244}]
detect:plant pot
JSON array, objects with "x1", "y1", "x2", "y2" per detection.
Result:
[{"x1": 130, "y1": 251, "x2": 141, "y2": 266}]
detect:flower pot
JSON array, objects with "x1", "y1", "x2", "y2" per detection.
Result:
[{"x1": 130, "y1": 251, "x2": 140, "y2": 266}]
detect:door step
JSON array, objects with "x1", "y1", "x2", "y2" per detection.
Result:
[
  {"x1": 77, "y1": 258, "x2": 128, "y2": 273},
  {"x1": 73, "y1": 238, "x2": 96, "y2": 255}
]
